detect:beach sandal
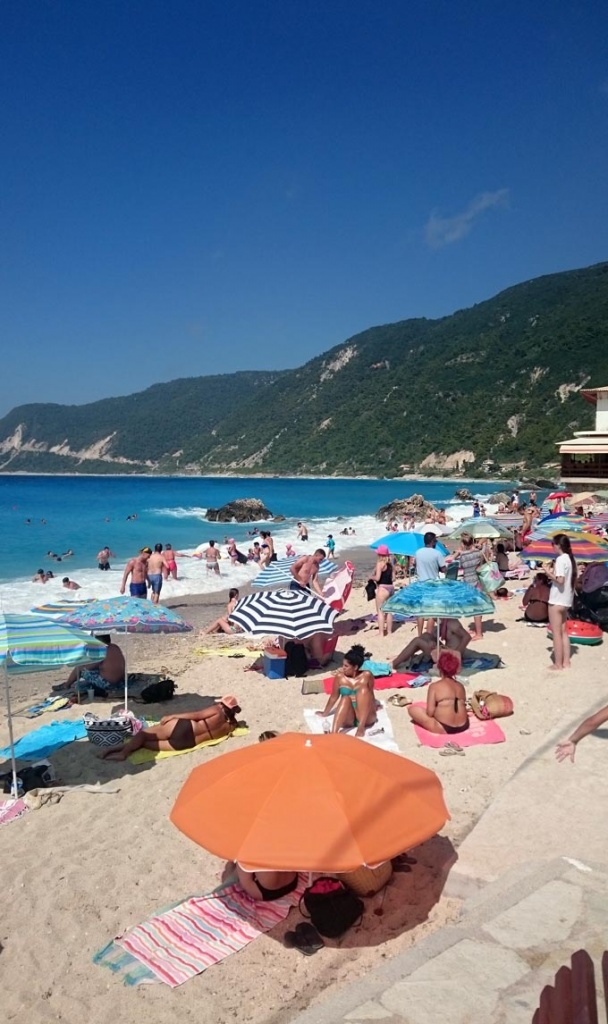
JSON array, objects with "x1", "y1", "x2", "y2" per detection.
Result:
[
  {"x1": 284, "y1": 923, "x2": 324, "y2": 956},
  {"x1": 438, "y1": 742, "x2": 466, "y2": 756},
  {"x1": 388, "y1": 694, "x2": 412, "y2": 707}
]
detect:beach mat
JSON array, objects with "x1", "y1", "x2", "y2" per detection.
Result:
[
  {"x1": 321, "y1": 671, "x2": 428, "y2": 695},
  {"x1": 414, "y1": 653, "x2": 503, "y2": 676},
  {"x1": 14, "y1": 695, "x2": 71, "y2": 719},
  {"x1": 304, "y1": 704, "x2": 399, "y2": 753},
  {"x1": 128, "y1": 726, "x2": 248, "y2": 764},
  {"x1": 0, "y1": 717, "x2": 87, "y2": 762},
  {"x1": 410, "y1": 703, "x2": 505, "y2": 747},
  {"x1": 106, "y1": 876, "x2": 305, "y2": 987}
]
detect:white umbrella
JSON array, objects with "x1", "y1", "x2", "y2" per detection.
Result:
[{"x1": 230, "y1": 589, "x2": 336, "y2": 639}]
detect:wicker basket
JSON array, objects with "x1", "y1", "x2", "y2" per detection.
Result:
[{"x1": 340, "y1": 861, "x2": 393, "y2": 897}]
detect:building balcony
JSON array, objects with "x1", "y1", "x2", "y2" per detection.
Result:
[{"x1": 561, "y1": 453, "x2": 608, "y2": 482}]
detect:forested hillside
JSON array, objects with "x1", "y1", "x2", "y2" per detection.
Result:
[{"x1": 2, "y1": 262, "x2": 607, "y2": 477}]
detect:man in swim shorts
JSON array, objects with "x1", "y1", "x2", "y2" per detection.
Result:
[
  {"x1": 97, "y1": 546, "x2": 115, "y2": 571},
  {"x1": 147, "y1": 544, "x2": 168, "y2": 604},
  {"x1": 290, "y1": 549, "x2": 326, "y2": 596},
  {"x1": 56, "y1": 634, "x2": 126, "y2": 693},
  {"x1": 120, "y1": 547, "x2": 151, "y2": 598}
]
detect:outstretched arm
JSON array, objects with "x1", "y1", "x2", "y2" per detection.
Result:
[
  {"x1": 555, "y1": 704, "x2": 608, "y2": 763},
  {"x1": 317, "y1": 672, "x2": 341, "y2": 717}
]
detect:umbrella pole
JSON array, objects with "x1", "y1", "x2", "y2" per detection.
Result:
[
  {"x1": 124, "y1": 627, "x2": 129, "y2": 713},
  {"x1": 436, "y1": 620, "x2": 441, "y2": 666},
  {"x1": 4, "y1": 667, "x2": 19, "y2": 799}
]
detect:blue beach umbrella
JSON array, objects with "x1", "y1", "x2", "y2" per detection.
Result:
[
  {"x1": 252, "y1": 557, "x2": 336, "y2": 588},
  {"x1": 381, "y1": 579, "x2": 494, "y2": 619},
  {"x1": 380, "y1": 579, "x2": 495, "y2": 664},
  {"x1": 58, "y1": 597, "x2": 193, "y2": 711},
  {"x1": 370, "y1": 533, "x2": 449, "y2": 558},
  {"x1": 0, "y1": 613, "x2": 107, "y2": 797}
]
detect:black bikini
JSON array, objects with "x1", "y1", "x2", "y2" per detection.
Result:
[
  {"x1": 251, "y1": 873, "x2": 299, "y2": 902},
  {"x1": 436, "y1": 695, "x2": 470, "y2": 735}
]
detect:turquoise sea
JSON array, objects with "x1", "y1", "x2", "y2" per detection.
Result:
[{"x1": 0, "y1": 474, "x2": 520, "y2": 612}]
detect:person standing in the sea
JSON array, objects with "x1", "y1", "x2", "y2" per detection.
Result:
[
  {"x1": 97, "y1": 545, "x2": 115, "y2": 571},
  {"x1": 297, "y1": 522, "x2": 309, "y2": 542},
  {"x1": 120, "y1": 547, "x2": 151, "y2": 598}
]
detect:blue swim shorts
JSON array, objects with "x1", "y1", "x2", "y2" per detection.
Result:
[
  {"x1": 148, "y1": 573, "x2": 163, "y2": 595},
  {"x1": 130, "y1": 582, "x2": 147, "y2": 598}
]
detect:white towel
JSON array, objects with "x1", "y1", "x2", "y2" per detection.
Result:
[{"x1": 303, "y1": 704, "x2": 399, "y2": 753}]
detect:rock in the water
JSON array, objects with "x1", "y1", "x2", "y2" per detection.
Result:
[
  {"x1": 454, "y1": 488, "x2": 474, "y2": 501},
  {"x1": 273, "y1": 515, "x2": 286, "y2": 522},
  {"x1": 206, "y1": 498, "x2": 273, "y2": 523},
  {"x1": 376, "y1": 493, "x2": 437, "y2": 522},
  {"x1": 489, "y1": 491, "x2": 510, "y2": 505}
]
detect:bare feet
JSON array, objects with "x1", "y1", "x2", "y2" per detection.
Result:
[
  {"x1": 547, "y1": 664, "x2": 563, "y2": 671},
  {"x1": 468, "y1": 633, "x2": 482, "y2": 641},
  {"x1": 100, "y1": 747, "x2": 129, "y2": 760}
]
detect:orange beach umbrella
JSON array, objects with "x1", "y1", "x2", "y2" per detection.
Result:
[{"x1": 170, "y1": 732, "x2": 449, "y2": 873}]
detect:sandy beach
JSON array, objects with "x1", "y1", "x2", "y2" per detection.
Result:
[{"x1": 1, "y1": 546, "x2": 606, "y2": 1024}]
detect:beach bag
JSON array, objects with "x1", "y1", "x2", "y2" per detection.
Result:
[
  {"x1": 470, "y1": 690, "x2": 514, "y2": 720},
  {"x1": 365, "y1": 579, "x2": 377, "y2": 601},
  {"x1": 137, "y1": 679, "x2": 177, "y2": 703},
  {"x1": 284, "y1": 641, "x2": 308, "y2": 678},
  {"x1": 477, "y1": 561, "x2": 504, "y2": 594},
  {"x1": 1, "y1": 759, "x2": 56, "y2": 795},
  {"x1": 299, "y1": 877, "x2": 364, "y2": 938},
  {"x1": 83, "y1": 712, "x2": 134, "y2": 748}
]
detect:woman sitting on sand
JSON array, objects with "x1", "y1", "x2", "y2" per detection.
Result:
[
  {"x1": 406, "y1": 651, "x2": 469, "y2": 735},
  {"x1": 100, "y1": 696, "x2": 243, "y2": 760},
  {"x1": 522, "y1": 572, "x2": 551, "y2": 624},
  {"x1": 201, "y1": 589, "x2": 240, "y2": 635},
  {"x1": 316, "y1": 644, "x2": 376, "y2": 736}
]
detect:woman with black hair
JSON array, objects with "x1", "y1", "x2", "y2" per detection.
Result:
[
  {"x1": 316, "y1": 644, "x2": 376, "y2": 737},
  {"x1": 546, "y1": 534, "x2": 576, "y2": 670}
]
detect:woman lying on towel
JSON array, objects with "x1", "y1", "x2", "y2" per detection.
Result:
[
  {"x1": 407, "y1": 652, "x2": 469, "y2": 736},
  {"x1": 100, "y1": 696, "x2": 242, "y2": 760},
  {"x1": 316, "y1": 644, "x2": 376, "y2": 737}
]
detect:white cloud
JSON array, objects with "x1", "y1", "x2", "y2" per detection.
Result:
[{"x1": 424, "y1": 188, "x2": 510, "y2": 248}]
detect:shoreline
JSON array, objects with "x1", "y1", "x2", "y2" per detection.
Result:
[{"x1": 0, "y1": 471, "x2": 519, "y2": 483}]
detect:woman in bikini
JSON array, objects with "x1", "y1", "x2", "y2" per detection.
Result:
[
  {"x1": 372, "y1": 545, "x2": 395, "y2": 637},
  {"x1": 100, "y1": 696, "x2": 242, "y2": 760},
  {"x1": 406, "y1": 651, "x2": 469, "y2": 735},
  {"x1": 316, "y1": 644, "x2": 376, "y2": 737}
]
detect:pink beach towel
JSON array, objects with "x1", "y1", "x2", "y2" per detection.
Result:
[
  {"x1": 410, "y1": 703, "x2": 505, "y2": 747},
  {"x1": 116, "y1": 877, "x2": 305, "y2": 987},
  {"x1": 322, "y1": 671, "x2": 421, "y2": 694},
  {"x1": 0, "y1": 797, "x2": 29, "y2": 827}
]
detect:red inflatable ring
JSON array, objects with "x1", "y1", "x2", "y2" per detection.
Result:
[{"x1": 547, "y1": 620, "x2": 603, "y2": 645}]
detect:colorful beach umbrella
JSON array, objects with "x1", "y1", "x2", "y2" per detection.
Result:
[
  {"x1": 252, "y1": 556, "x2": 336, "y2": 588},
  {"x1": 229, "y1": 588, "x2": 336, "y2": 639},
  {"x1": 381, "y1": 578, "x2": 495, "y2": 619},
  {"x1": 58, "y1": 597, "x2": 193, "y2": 710},
  {"x1": 0, "y1": 613, "x2": 107, "y2": 797},
  {"x1": 449, "y1": 518, "x2": 513, "y2": 540},
  {"x1": 170, "y1": 732, "x2": 449, "y2": 872},
  {"x1": 530, "y1": 516, "x2": 590, "y2": 540},
  {"x1": 30, "y1": 600, "x2": 94, "y2": 616},
  {"x1": 520, "y1": 534, "x2": 608, "y2": 563},
  {"x1": 370, "y1": 533, "x2": 449, "y2": 557}
]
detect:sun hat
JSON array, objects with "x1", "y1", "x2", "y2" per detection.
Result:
[
  {"x1": 376, "y1": 544, "x2": 390, "y2": 556},
  {"x1": 217, "y1": 695, "x2": 240, "y2": 710}
]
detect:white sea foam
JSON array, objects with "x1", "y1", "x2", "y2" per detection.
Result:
[{"x1": 0, "y1": 500, "x2": 489, "y2": 615}]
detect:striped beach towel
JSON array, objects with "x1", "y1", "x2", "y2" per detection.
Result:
[{"x1": 116, "y1": 876, "x2": 306, "y2": 987}]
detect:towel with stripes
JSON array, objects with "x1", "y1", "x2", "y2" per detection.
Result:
[{"x1": 115, "y1": 876, "x2": 306, "y2": 986}]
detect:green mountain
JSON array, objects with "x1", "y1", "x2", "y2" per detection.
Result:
[{"x1": 2, "y1": 261, "x2": 608, "y2": 477}]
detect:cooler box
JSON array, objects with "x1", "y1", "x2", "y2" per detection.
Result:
[{"x1": 263, "y1": 650, "x2": 287, "y2": 679}]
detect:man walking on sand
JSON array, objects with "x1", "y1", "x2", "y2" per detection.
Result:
[
  {"x1": 290, "y1": 549, "x2": 326, "y2": 597},
  {"x1": 120, "y1": 547, "x2": 151, "y2": 598}
]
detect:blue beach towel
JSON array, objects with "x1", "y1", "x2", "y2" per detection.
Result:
[{"x1": 0, "y1": 717, "x2": 87, "y2": 762}]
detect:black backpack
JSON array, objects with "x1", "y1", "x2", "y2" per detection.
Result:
[
  {"x1": 284, "y1": 641, "x2": 308, "y2": 678},
  {"x1": 137, "y1": 679, "x2": 177, "y2": 703}
]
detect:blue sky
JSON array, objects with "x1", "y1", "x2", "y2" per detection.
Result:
[{"x1": 1, "y1": 0, "x2": 607, "y2": 415}]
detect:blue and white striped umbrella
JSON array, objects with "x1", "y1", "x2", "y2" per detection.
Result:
[
  {"x1": 252, "y1": 557, "x2": 335, "y2": 588},
  {"x1": 229, "y1": 589, "x2": 336, "y2": 639},
  {"x1": 0, "y1": 613, "x2": 107, "y2": 797}
]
